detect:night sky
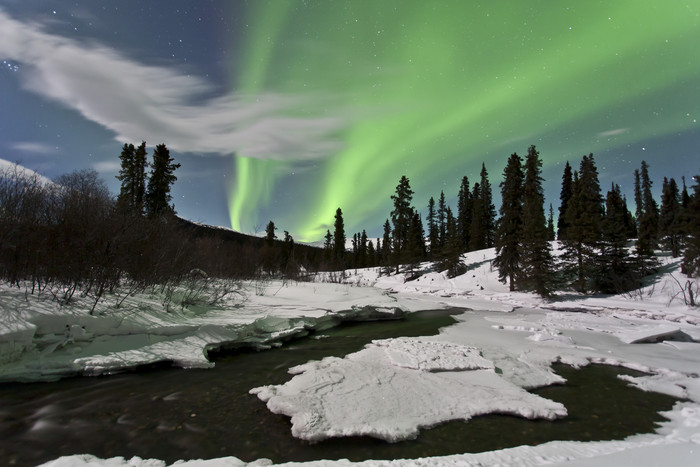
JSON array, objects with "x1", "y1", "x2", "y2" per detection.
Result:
[{"x1": 1, "y1": 1, "x2": 698, "y2": 242}]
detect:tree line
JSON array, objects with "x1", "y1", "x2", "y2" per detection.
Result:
[
  {"x1": 2, "y1": 140, "x2": 698, "y2": 304},
  {"x1": 319, "y1": 145, "x2": 699, "y2": 300}
]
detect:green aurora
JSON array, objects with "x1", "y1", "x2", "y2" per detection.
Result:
[{"x1": 227, "y1": 0, "x2": 699, "y2": 242}]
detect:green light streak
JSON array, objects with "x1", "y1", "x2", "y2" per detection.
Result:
[
  {"x1": 227, "y1": 1, "x2": 292, "y2": 232},
  {"x1": 228, "y1": 0, "x2": 700, "y2": 242},
  {"x1": 228, "y1": 157, "x2": 281, "y2": 233}
]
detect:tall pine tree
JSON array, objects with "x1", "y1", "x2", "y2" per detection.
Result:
[
  {"x1": 635, "y1": 161, "x2": 660, "y2": 275},
  {"x1": 456, "y1": 176, "x2": 472, "y2": 251},
  {"x1": 681, "y1": 174, "x2": 700, "y2": 277},
  {"x1": 480, "y1": 163, "x2": 497, "y2": 248},
  {"x1": 494, "y1": 153, "x2": 524, "y2": 291},
  {"x1": 596, "y1": 183, "x2": 637, "y2": 293},
  {"x1": 519, "y1": 145, "x2": 555, "y2": 297},
  {"x1": 390, "y1": 176, "x2": 414, "y2": 273},
  {"x1": 659, "y1": 177, "x2": 683, "y2": 257},
  {"x1": 332, "y1": 208, "x2": 346, "y2": 269},
  {"x1": 557, "y1": 161, "x2": 573, "y2": 240},
  {"x1": 145, "y1": 144, "x2": 180, "y2": 217},
  {"x1": 469, "y1": 182, "x2": 484, "y2": 251},
  {"x1": 562, "y1": 155, "x2": 603, "y2": 293},
  {"x1": 427, "y1": 196, "x2": 439, "y2": 259},
  {"x1": 116, "y1": 143, "x2": 136, "y2": 212}
]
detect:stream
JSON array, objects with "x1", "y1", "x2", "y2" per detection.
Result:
[{"x1": 0, "y1": 309, "x2": 679, "y2": 466}]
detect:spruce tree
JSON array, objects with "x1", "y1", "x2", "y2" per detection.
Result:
[
  {"x1": 457, "y1": 176, "x2": 471, "y2": 251},
  {"x1": 406, "y1": 210, "x2": 425, "y2": 272},
  {"x1": 596, "y1": 183, "x2": 637, "y2": 293},
  {"x1": 333, "y1": 208, "x2": 346, "y2": 268},
  {"x1": 133, "y1": 141, "x2": 148, "y2": 214},
  {"x1": 323, "y1": 229, "x2": 333, "y2": 264},
  {"x1": 437, "y1": 191, "x2": 447, "y2": 252},
  {"x1": 623, "y1": 195, "x2": 637, "y2": 239},
  {"x1": 480, "y1": 163, "x2": 497, "y2": 248},
  {"x1": 390, "y1": 176, "x2": 414, "y2": 272},
  {"x1": 359, "y1": 230, "x2": 368, "y2": 268},
  {"x1": 681, "y1": 174, "x2": 700, "y2": 277},
  {"x1": 659, "y1": 177, "x2": 683, "y2": 257},
  {"x1": 494, "y1": 153, "x2": 524, "y2": 291},
  {"x1": 381, "y1": 219, "x2": 392, "y2": 273},
  {"x1": 439, "y1": 207, "x2": 464, "y2": 277},
  {"x1": 519, "y1": 145, "x2": 555, "y2": 297},
  {"x1": 145, "y1": 144, "x2": 180, "y2": 217},
  {"x1": 635, "y1": 161, "x2": 660, "y2": 275},
  {"x1": 351, "y1": 233, "x2": 359, "y2": 267},
  {"x1": 262, "y1": 220, "x2": 277, "y2": 272},
  {"x1": 116, "y1": 143, "x2": 136, "y2": 212},
  {"x1": 468, "y1": 182, "x2": 484, "y2": 251},
  {"x1": 562, "y1": 155, "x2": 603, "y2": 293},
  {"x1": 557, "y1": 161, "x2": 573, "y2": 240},
  {"x1": 547, "y1": 204, "x2": 556, "y2": 241},
  {"x1": 634, "y1": 169, "x2": 643, "y2": 227},
  {"x1": 681, "y1": 176, "x2": 690, "y2": 209},
  {"x1": 427, "y1": 196, "x2": 439, "y2": 259},
  {"x1": 281, "y1": 230, "x2": 295, "y2": 273},
  {"x1": 265, "y1": 221, "x2": 277, "y2": 246}
]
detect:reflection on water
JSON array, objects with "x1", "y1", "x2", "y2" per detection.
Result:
[{"x1": 0, "y1": 309, "x2": 679, "y2": 466}]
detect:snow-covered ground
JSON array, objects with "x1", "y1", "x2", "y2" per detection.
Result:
[{"x1": 2, "y1": 246, "x2": 699, "y2": 466}]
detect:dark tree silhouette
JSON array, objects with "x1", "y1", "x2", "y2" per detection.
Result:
[
  {"x1": 145, "y1": 144, "x2": 180, "y2": 217},
  {"x1": 494, "y1": 153, "x2": 524, "y2": 291},
  {"x1": 519, "y1": 145, "x2": 555, "y2": 297},
  {"x1": 557, "y1": 161, "x2": 573, "y2": 240},
  {"x1": 333, "y1": 208, "x2": 346, "y2": 268},
  {"x1": 390, "y1": 176, "x2": 414, "y2": 272},
  {"x1": 562, "y1": 154, "x2": 603, "y2": 293},
  {"x1": 457, "y1": 176, "x2": 472, "y2": 251}
]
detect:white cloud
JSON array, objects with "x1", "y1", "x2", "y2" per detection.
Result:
[
  {"x1": 11, "y1": 141, "x2": 57, "y2": 155},
  {"x1": 0, "y1": 9, "x2": 344, "y2": 161},
  {"x1": 92, "y1": 160, "x2": 120, "y2": 174},
  {"x1": 597, "y1": 128, "x2": 629, "y2": 138}
]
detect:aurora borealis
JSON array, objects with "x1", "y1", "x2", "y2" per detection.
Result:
[
  {"x1": 1, "y1": 1, "x2": 698, "y2": 242},
  {"x1": 227, "y1": 0, "x2": 699, "y2": 241}
]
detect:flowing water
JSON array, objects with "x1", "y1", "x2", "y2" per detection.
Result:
[{"x1": 0, "y1": 309, "x2": 679, "y2": 466}]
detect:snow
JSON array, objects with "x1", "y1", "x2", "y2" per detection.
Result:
[
  {"x1": 5, "y1": 246, "x2": 700, "y2": 466},
  {"x1": 251, "y1": 338, "x2": 565, "y2": 442},
  {"x1": 0, "y1": 280, "x2": 408, "y2": 381}
]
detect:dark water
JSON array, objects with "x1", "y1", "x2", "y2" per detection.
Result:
[{"x1": 0, "y1": 309, "x2": 679, "y2": 466}]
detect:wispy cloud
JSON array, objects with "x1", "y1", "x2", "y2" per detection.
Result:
[
  {"x1": 11, "y1": 141, "x2": 57, "y2": 155},
  {"x1": 597, "y1": 128, "x2": 629, "y2": 138},
  {"x1": 92, "y1": 160, "x2": 120, "y2": 174},
  {"x1": 0, "y1": 9, "x2": 343, "y2": 161}
]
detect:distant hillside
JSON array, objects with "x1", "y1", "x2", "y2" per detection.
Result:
[{"x1": 175, "y1": 217, "x2": 325, "y2": 266}]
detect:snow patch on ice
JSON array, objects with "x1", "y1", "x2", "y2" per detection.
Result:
[{"x1": 251, "y1": 339, "x2": 566, "y2": 442}]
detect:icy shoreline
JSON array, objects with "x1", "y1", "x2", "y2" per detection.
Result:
[{"x1": 0, "y1": 281, "x2": 412, "y2": 382}]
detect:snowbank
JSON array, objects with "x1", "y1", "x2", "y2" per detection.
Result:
[{"x1": 0, "y1": 280, "x2": 408, "y2": 382}]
